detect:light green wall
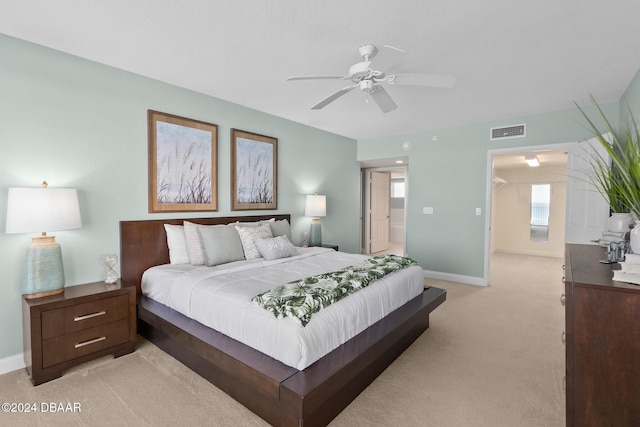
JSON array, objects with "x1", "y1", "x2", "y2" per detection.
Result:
[
  {"x1": 357, "y1": 103, "x2": 623, "y2": 280},
  {"x1": 0, "y1": 34, "x2": 359, "y2": 360}
]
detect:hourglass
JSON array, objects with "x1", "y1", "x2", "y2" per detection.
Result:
[{"x1": 104, "y1": 254, "x2": 118, "y2": 284}]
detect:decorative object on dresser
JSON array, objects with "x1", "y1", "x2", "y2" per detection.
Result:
[
  {"x1": 147, "y1": 110, "x2": 218, "y2": 213},
  {"x1": 564, "y1": 244, "x2": 640, "y2": 426},
  {"x1": 5, "y1": 182, "x2": 82, "y2": 299},
  {"x1": 612, "y1": 252, "x2": 640, "y2": 285},
  {"x1": 608, "y1": 212, "x2": 634, "y2": 233},
  {"x1": 104, "y1": 254, "x2": 119, "y2": 284},
  {"x1": 120, "y1": 214, "x2": 445, "y2": 427},
  {"x1": 305, "y1": 193, "x2": 326, "y2": 246},
  {"x1": 22, "y1": 280, "x2": 136, "y2": 385},
  {"x1": 230, "y1": 129, "x2": 277, "y2": 210}
]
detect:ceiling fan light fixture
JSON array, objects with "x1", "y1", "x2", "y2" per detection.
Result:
[
  {"x1": 360, "y1": 80, "x2": 374, "y2": 91},
  {"x1": 287, "y1": 44, "x2": 456, "y2": 113}
]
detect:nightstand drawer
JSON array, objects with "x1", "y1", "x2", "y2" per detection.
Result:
[
  {"x1": 41, "y1": 295, "x2": 129, "y2": 339},
  {"x1": 42, "y1": 319, "x2": 130, "y2": 368}
]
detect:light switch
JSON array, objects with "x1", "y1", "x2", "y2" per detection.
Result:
[{"x1": 423, "y1": 207, "x2": 434, "y2": 215}]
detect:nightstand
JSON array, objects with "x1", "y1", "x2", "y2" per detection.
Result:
[
  {"x1": 312, "y1": 244, "x2": 338, "y2": 251},
  {"x1": 22, "y1": 279, "x2": 136, "y2": 385}
]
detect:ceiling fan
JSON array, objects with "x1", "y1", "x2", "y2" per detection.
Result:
[{"x1": 286, "y1": 44, "x2": 456, "y2": 113}]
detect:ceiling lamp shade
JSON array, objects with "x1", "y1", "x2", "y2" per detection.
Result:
[
  {"x1": 5, "y1": 183, "x2": 82, "y2": 298},
  {"x1": 305, "y1": 194, "x2": 326, "y2": 246},
  {"x1": 524, "y1": 155, "x2": 540, "y2": 167}
]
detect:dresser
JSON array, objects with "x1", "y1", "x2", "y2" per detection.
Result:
[
  {"x1": 22, "y1": 280, "x2": 136, "y2": 385},
  {"x1": 564, "y1": 244, "x2": 640, "y2": 426}
]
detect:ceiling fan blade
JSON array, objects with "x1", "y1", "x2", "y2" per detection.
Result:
[
  {"x1": 389, "y1": 73, "x2": 457, "y2": 88},
  {"x1": 370, "y1": 86, "x2": 398, "y2": 113},
  {"x1": 311, "y1": 85, "x2": 357, "y2": 110},
  {"x1": 286, "y1": 75, "x2": 346, "y2": 81},
  {"x1": 369, "y1": 45, "x2": 406, "y2": 71}
]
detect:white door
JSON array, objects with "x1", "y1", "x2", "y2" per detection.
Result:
[
  {"x1": 565, "y1": 137, "x2": 610, "y2": 243},
  {"x1": 369, "y1": 171, "x2": 391, "y2": 253}
]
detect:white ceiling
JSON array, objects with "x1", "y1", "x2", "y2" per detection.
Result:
[{"x1": 2, "y1": 1, "x2": 640, "y2": 140}]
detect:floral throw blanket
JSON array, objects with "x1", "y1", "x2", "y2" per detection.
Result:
[{"x1": 252, "y1": 254, "x2": 417, "y2": 326}]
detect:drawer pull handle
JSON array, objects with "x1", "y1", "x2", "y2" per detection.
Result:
[
  {"x1": 75, "y1": 336, "x2": 106, "y2": 349},
  {"x1": 74, "y1": 311, "x2": 106, "y2": 322}
]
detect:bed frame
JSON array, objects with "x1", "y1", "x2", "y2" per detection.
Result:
[{"x1": 120, "y1": 214, "x2": 446, "y2": 427}]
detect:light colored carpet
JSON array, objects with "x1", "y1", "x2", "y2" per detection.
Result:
[{"x1": 0, "y1": 252, "x2": 565, "y2": 426}]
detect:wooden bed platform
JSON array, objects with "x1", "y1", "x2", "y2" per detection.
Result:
[{"x1": 120, "y1": 214, "x2": 446, "y2": 427}]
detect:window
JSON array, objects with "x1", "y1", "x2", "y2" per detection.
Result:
[
  {"x1": 530, "y1": 184, "x2": 550, "y2": 241},
  {"x1": 391, "y1": 180, "x2": 405, "y2": 198}
]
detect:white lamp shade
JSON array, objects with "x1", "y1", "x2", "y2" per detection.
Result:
[
  {"x1": 6, "y1": 187, "x2": 82, "y2": 234},
  {"x1": 305, "y1": 194, "x2": 326, "y2": 217}
]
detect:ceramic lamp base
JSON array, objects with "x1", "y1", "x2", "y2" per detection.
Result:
[
  {"x1": 309, "y1": 218, "x2": 322, "y2": 246},
  {"x1": 23, "y1": 235, "x2": 65, "y2": 299}
]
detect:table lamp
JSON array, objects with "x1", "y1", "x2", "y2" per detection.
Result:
[
  {"x1": 5, "y1": 182, "x2": 82, "y2": 298},
  {"x1": 305, "y1": 193, "x2": 326, "y2": 246}
]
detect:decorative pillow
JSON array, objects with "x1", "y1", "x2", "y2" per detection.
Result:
[
  {"x1": 232, "y1": 221, "x2": 260, "y2": 227},
  {"x1": 163, "y1": 224, "x2": 189, "y2": 264},
  {"x1": 235, "y1": 224, "x2": 273, "y2": 259},
  {"x1": 262, "y1": 219, "x2": 292, "y2": 242},
  {"x1": 198, "y1": 225, "x2": 246, "y2": 266},
  {"x1": 254, "y1": 235, "x2": 298, "y2": 261},
  {"x1": 183, "y1": 221, "x2": 209, "y2": 265}
]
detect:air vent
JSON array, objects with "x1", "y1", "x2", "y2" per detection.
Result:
[{"x1": 490, "y1": 124, "x2": 526, "y2": 140}]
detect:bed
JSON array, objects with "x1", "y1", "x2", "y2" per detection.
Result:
[{"x1": 120, "y1": 214, "x2": 446, "y2": 427}]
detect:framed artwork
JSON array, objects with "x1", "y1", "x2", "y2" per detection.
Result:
[
  {"x1": 148, "y1": 110, "x2": 218, "y2": 213},
  {"x1": 231, "y1": 129, "x2": 277, "y2": 210}
]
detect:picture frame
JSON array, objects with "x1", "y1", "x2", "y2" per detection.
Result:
[
  {"x1": 231, "y1": 129, "x2": 277, "y2": 210},
  {"x1": 148, "y1": 110, "x2": 218, "y2": 213}
]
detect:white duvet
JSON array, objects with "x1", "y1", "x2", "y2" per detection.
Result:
[{"x1": 141, "y1": 247, "x2": 424, "y2": 370}]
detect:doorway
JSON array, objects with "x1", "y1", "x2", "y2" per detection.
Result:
[
  {"x1": 486, "y1": 144, "x2": 571, "y2": 285},
  {"x1": 360, "y1": 161, "x2": 407, "y2": 256}
]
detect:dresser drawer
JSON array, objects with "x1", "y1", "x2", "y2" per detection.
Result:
[
  {"x1": 42, "y1": 319, "x2": 130, "y2": 368},
  {"x1": 41, "y1": 295, "x2": 129, "y2": 339}
]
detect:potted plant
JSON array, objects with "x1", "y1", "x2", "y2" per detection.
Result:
[{"x1": 577, "y1": 96, "x2": 640, "y2": 244}]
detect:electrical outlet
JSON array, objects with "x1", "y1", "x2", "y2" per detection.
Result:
[
  {"x1": 476, "y1": 208, "x2": 482, "y2": 216},
  {"x1": 423, "y1": 207, "x2": 434, "y2": 215}
]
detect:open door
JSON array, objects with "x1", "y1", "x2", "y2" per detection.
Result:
[
  {"x1": 565, "y1": 137, "x2": 610, "y2": 243},
  {"x1": 365, "y1": 171, "x2": 391, "y2": 253}
]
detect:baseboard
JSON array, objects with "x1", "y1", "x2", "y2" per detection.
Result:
[
  {"x1": 423, "y1": 269, "x2": 487, "y2": 287},
  {"x1": 0, "y1": 352, "x2": 25, "y2": 376},
  {"x1": 492, "y1": 248, "x2": 564, "y2": 258}
]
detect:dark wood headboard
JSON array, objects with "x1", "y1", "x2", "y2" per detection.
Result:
[{"x1": 120, "y1": 214, "x2": 291, "y2": 294}]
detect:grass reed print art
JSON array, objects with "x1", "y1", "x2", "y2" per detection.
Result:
[
  {"x1": 231, "y1": 129, "x2": 277, "y2": 210},
  {"x1": 148, "y1": 110, "x2": 218, "y2": 212}
]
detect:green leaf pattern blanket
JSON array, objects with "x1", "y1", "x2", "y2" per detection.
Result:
[{"x1": 252, "y1": 254, "x2": 417, "y2": 326}]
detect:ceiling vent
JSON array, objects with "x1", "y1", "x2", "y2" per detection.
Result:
[{"x1": 490, "y1": 124, "x2": 526, "y2": 140}]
